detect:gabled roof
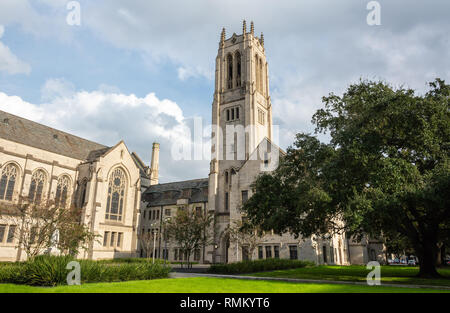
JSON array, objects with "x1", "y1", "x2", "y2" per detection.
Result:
[
  {"x1": 143, "y1": 178, "x2": 208, "y2": 206},
  {"x1": 131, "y1": 152, "x2": 150, "y2": 178},
  {"x1": 0, "y1": 110, "x2": 108, "y2": 160},
  {"x1": 237, "y1": 136, "x2": 286, "y2": 171}
]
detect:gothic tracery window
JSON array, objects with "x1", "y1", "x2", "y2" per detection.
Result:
[
  {"x1": 55, "y1": 175, "x2": 70, "y2": 208},
  {"x1": 0, "y1": 164, "x2": 18, "y2": 201},
  {"x1": 105, "y1": 168, "x2": 126, "y2": 222},
  {"x1": 29, "y1": 170, "x2": 46, "y2": 203}
]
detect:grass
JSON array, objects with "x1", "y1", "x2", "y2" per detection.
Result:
[
  {"x1": 0, "y1": 277, "x2": 448, "y2": 293},
  {"x1": 247, "y1": 265, "x2": 450, "y2": 287}
]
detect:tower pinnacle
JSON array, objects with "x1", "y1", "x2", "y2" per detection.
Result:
[{"x1": 220, "y1": 28, "x2": 226, "y2": 47}]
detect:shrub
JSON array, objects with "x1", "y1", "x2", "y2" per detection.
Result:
[
  {"x1": 0, "y1": 255, "x2": 171, "y2": 286},
  {"x1": 25, "y1": 255, "x2": 75, "y2": 286},
  {"x1": 0, "y1": 263, "x2": 28, "y2": 285},
  {"x1": 97, "y1": 258, "x2": 167, "y2": 265},
  {"x1": 208, "y1": 258, "x2": 313, "y2": 274}
]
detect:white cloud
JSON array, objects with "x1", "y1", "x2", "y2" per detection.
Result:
[
  {"x1": 0, "y1": 0, "x2": 67, "y2": 38},
  {"x1": 0, "y1": 25, "x2": 31, "y2": 75},
  {"x1": 40, "y1": 77, "x2": 75, "y2": 100},
  {"x1": 0, "y1": 80, "x2": 210, "y2": 182},
  {"x1": 177, "y1": 66, "x2": 212, "y2": 81}
]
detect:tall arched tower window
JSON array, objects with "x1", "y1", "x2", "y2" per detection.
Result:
[
  {"x1": 0, "y1": 164, "x2": 18, "y2": 201},
  {"x1": 259, "y1": 60, "x2": 263, "y2": 94},
  {"x1": 105, "y1": 168, "x2": 126, "y2": 222},
  {"x1": 227, "y1": 54, "x2": 233, "y2": 89},
  {"x1": 55, "y1": 175, "x2": 71, "y2": 208},
  {"x1": 29, "y1": 170, "x2": 46, "y2": 203},
  {"x1": 235, "y1": 51, "x2": 241, "y2": 87},
  {"x1": 255, "y1": 55, "x2": 260, "y2": 92}
]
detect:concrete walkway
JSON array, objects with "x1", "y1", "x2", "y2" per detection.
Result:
[{"x1": 168, "y1": 272, "x2": 450, "y2": 290}]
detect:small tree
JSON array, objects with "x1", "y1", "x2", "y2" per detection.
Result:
[
  {"x1": 166, "y1": 208, "x2": 213, "y2": 268},
  {"x1": 55, "y1": 205, "x2": 97, "y2": 257},
  {"x1": 227, "y1": 219, "x2": 263, "y2": 261},
  {"x1": 138, "y1": 231, "x2": 156, "y2": 260},
  {"x1": 4, "y1": 200, "x2": 59, "y2": 260},
  {"x1": 2, "y1": 198, "x2": 95, "y2": 260}
]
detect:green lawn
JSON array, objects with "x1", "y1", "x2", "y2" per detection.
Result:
[
  {"x1": 0, "y1": 277, "x2": 448, "y2": 293},
  {"x1": 247, "y1": 265, "x2": 450, "y2": 287}
]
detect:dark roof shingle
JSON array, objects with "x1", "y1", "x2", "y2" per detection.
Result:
[
  {"x1": 143, "y1": 178, "x2": 208, "y2": 206},
  {"x1": 0, "y1": 110, "x2": 108, "y2": 160}
]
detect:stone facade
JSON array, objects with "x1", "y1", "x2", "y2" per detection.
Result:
[{"x1": 0, "y1": 111, "x2": 157, "y2": 261}]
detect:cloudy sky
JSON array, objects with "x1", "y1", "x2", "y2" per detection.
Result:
[{"x1": 0, "y1": 0, "x2": 449, "y2": 182}]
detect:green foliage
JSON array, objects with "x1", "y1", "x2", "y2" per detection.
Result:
[
  {"x1": 0, "y1": 263, "x2": 28, "y2": 285},
  {"x1": 208, "y1": 258, "x2": 313, "y2": 274},
  {"x1": 241, "y1": 78, "x2": 450, "y2": 277},
  {"x1": 0, "y1": 255, "x2": 171, "y2": 286}
]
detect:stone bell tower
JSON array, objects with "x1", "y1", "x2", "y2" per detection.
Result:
[{"x1": 208, "y1": 21, "x2": 273, "y2": 262}]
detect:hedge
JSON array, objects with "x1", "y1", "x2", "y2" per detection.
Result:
[{"x1": 208, "y1": 258, "x2": 313, "y2": 274}]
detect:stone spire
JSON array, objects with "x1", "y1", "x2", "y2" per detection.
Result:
[
  {"x1": 260, "y1": 32, "x2": 264, "y2": 47},
  {"x1": 250, "y1": 21, "x2": 254, "y2": 35},
  {"x1": 220, "y1": 28, "x2": 226, "y2": 46},
  {"x1": 242, "y1": 20, "x2": 247, "y2": 35}
]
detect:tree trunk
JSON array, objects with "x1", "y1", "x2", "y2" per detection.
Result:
[
  {"x1": 416, "y1": 239, "x2": 441, "y2": 278},
  {"x1": 441, "y1": 245, "x2": 446, "y2": 266}
]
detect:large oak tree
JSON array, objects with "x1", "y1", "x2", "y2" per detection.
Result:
[{"x1": 242, "y1": 79, "x2": 449, "y2": 277}]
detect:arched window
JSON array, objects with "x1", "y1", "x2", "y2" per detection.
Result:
[
  {"x1": 259, "y1": 59, "x2": 263, "y2": 94},
  {"x1": 255, "y1": 55, "x2": 260, "y2": 92},
  {"x1": 105, "y1": 168, "x2": 126, "y2": 221},
  {"x1": 235, "y1": 51, "x2": 241, "y2": 87},
  {"x1": 55, "y1": 175, "x2": 71, "y2": 208},
  {"x1": 29, "y1": 170, "x2": 46, "y2": 203},
  {"x1": 0, "y1": 164, "x2": 18, "y2": 201},
  {"x1": 227, "y1": 54, "x2": 233, "y2": 89}
]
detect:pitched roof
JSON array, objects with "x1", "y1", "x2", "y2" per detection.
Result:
[
  {"x1": 0, "y1": 110, "x2": 108, "y2": 160},
  {"x1": 143, "y1": 178, "x2": 208, "y2": 206},
  {"x1": 131, "y1": 152, "x2": 151, "y2": 182},
  {"x1": 237, "y1": 136, "x2": 286, "y2": 171}
]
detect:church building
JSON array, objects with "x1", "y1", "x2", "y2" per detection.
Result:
[{"x1": 0, "y1": 22, "x2": 383, "y2": 265}]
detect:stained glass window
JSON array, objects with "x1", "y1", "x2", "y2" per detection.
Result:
[{"x1": 105, "y1": 168, "x2": 126, "y2": 221}]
